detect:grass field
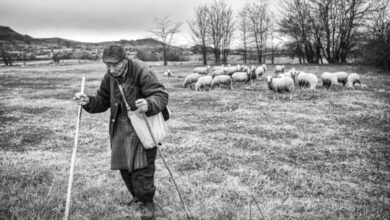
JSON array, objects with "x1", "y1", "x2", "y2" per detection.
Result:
[{"x1": 1, "y1": 61, "x2": 389, "y2": 219}]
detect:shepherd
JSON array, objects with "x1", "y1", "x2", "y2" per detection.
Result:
[{"x1": 74, "y1": 45, "x2": 169, "y2": 220}]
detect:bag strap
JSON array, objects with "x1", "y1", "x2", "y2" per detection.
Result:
[{"x1": 117, "y1": 82, "x2": 131, "y2": 111}]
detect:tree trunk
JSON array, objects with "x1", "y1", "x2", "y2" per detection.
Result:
[
  {"x1": 202, "y1": 45, "x2": 207, "y2": 65},
  {"x1": 243, "y1": 45, "x2": 247, "y2": 64},
  {"x1": 162, "y1": 43, "x2": 168, "y2": 66}
]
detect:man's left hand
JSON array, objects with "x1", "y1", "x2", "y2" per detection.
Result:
[{"x1": 135, "y1": 99, "x2": 148, "y2": 112}]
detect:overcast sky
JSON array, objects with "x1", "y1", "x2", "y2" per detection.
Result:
[{"x1": 0, "y1": 0, "x2": 281, "y2": 45}]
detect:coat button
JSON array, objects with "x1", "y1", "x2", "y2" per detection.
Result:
[
  {"x1": 114, "y1": 103, "x2": 118, "y2": 106},
  {"x1": 111, "y1": 119, "x2": 115, "y2": 122}
]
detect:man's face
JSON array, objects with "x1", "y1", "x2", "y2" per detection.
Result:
[{"x1": 105, "y1": 59, "x2": 127, "y2": 77}]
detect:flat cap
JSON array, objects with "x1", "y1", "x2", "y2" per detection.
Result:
[{"x1": 103, "y1": 45, "x2": 126, "y2": 63}]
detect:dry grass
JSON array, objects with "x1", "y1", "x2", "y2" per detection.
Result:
[{"x1": 1, "y1": 61, "x2": 389, "y2": 219}]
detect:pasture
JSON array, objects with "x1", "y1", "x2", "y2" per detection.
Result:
[{"x1": 0, "y1": 61, "x2": 389, "y2": 219}]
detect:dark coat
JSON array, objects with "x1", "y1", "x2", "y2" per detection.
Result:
[{"x1": 83, "y1": 58, "x2": 168, "y2": 171}]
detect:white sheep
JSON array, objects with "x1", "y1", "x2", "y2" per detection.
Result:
[
  {"x1": 275, "y1": 65, "x2": 285, "y2": 74},
  {"x1": 211, "y1": 65, "x2": 225, "y2": 72},
  {"x1": 334, "y1": 71, "x2": 348, "y2": 86},
  {"x1": 256, "y1": 64, "x2": 267, "y2": 79},
  {"x1": 278, "y1": 71, "x2": 294, "y2": 79},
  {"x1": 183, "y1": 73, "x2": 202, "y2": 89},
  {"x1": 224, "y1": 65, "x2": 242, "y2": 76},
  {"x1": 240, "y1": 65, "x2": 250, "y2": 72},
  {"x1": 211, "y1": 69, "x2": 228, "y2": 78},
  {"x1": 163, "y1": 69, "x2": 173, "y2": 77},
  {"x1": 211, "y1": 75, "x2": 233, "y2": 90},
  {"x1": 266, "y1": 75, "x2": 294, "y2": 99},
  {"x1": 193, "y1": 66, "x2": 210, "y2": 75},
  {"x1": 195, "y1": 75, "x2": 213, "y2": 91},
  {"x1": 321, "y1": 72, "x2": 338, "y2": 89},
  {"x1": 346, "y1": 73, "x2": 362, "y2": 90},
  {"x1": 294, "y1": 71, "x2": 318, "y2": 91},
  {"x1": 231, "y1": 71, "x2": 250, "y2": 89}
]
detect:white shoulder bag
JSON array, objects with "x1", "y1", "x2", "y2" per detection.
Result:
[{"x1": 118, "y1": 84, "x2": 168, "y2": 149}]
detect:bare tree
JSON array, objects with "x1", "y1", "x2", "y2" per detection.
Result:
[
  {"x1": 207, "y1": 0, "x2": 235, "y2": 64},
  {"x1": 188, "y1": 4, "x2": 209, "y2": 65},
  {"x1": 149, "y1": 16, "x2": 182, "y2": 66},
  {"x1": 360, "y1": 0, "x2": 390, "y2": 69},
  {"x1": 245, "y1": 0, "x2": 271, "y2": 64},
  {"x1": 280, "y1": 0, "x2": 376, "y2": 63},
  {"x1": 268, "y1": 13, "x2": 280, "y2": 64},
  {"x1": 238, "y1": 10, "x2": 249, "y2": 63},
  {"x1": 221, "y1": 8, "x2": 235, "y2": 64}
]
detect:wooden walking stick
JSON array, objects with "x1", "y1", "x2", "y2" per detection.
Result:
[{"x1": 64, "y1": 76, "x2": 85, "y2": 220}]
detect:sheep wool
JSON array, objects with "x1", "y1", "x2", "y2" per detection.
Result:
[
  {"x1": 195, "y1": 75, "x2": 213, "y2": 91},
  {"x1": 346, "y1": 73, "x2": 361, "y2": 90},
  {"x1": 321, "y1": 72, "x2": 338, "y2": 89},
  {"x1": 193, "y1": 66, "x2": 210, "y2": 75},
  {"x1": 334, "y1": 71, "x2": 348, "y2": 86},
  {"x1": 211, "y1": 69, "x2": 228, "y2": 78},
  {"x1": 256, "y1": 65, "x2": 266, "y2": 78},
  {"x1": 275, "y1": 65, "x2": 285, "y2": 74},
  {"x1": 232, "y1": 71, "x2": 250, "y2": 83},
  {"x1": 163, "y1": 69, "x2": 173, "y2": 77},
  {"x1": 231, "y1": 71, "x2": 250, "y2": 89},
  {"x1": 296, "y1": 72, "x2": 318, "y2": 90},
  {"x1": 278, "y1": 71, "x2": 294, "y2": 79},
  {"x1": 211, "y1": 75, "x2": 233, "y2": 89},
  {"x1": 266, "y1": 75, "x2": 294, "y2": 99},
  {"x1": 183, "y1": 73, "x2": 202, "y2": 88}
]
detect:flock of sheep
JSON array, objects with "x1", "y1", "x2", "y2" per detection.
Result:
[{"x1": 175, "y1": 64, "x2": 363, "y2": 99}]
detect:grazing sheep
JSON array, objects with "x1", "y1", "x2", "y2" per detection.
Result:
[
  {"x1": 275, "y1": 65, "x2": 285, "y2": 74},
  {"x1": 195, "y1": 75, "x2": 213, "y2": 91},
  {"x1": 224, "y1": 65, "x2": 242, "y2": 76},
  {"x1": 183, "y1": 73, "x2": 202, "y2": 89},
  {"x1": 193, "y1": 66, "x2": 210, "y2": 75},
  {"x1": 163, "y1": 69, "x2": 173, "y2": 77},
  {"x1": 211, "y1": 65, "x2": 225, "y2": 72},
  {"x1": 346, "y1": 73, "x2": 362, "y2": 90},
  {"x1": 321, "y1": 72, "x2": 338, "y2": 89},
  {"x1": 256, "y1": 64, "x2": 267, "y2": 78},
  {"x1": 211, "y1": 69, "x2": 228, "y2": 78},
  {"x1": 334, "y1": 71, "x2": 348, "y2": 86},
  {"x1": 278, "y1": 70, "x2": 294, "y2": 79},
  {"x1": 231, "y1": 71, "x2": 250, "y2": 89},
  {"x1": 211, "y1": 75, "x2": 233, "y2": 90},
  {"x1": 240, "y1": 65, "x2": 250, "y2": 72},
  {"x1": 295, "y1": 72, "x2": 318, "y2": 91},
  {"x1": 266, "y1": 75, "x2": 294, "y2": 99}
]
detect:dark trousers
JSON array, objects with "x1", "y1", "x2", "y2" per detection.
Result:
[{"x1": 120, "y1": 147, "x2": 157, "y2": 203}]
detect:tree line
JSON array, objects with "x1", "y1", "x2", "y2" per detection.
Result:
[{"x1": 151, "y1": 0, "x2": 389, "y2": 70}]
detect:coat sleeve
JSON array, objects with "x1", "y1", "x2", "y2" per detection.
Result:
[
  {"x1": 137, "y1": 66, "x2": 168, "y2": 117},
  {"x1": 83, "y1": 74, "x2": 111, "y2": 113}
]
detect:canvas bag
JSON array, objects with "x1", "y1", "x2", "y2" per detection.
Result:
[{"x1": 118, "y1": 83, "x2": 168, "y2": 149}]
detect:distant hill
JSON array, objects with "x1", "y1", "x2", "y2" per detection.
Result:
[{"x1": 0, "y1": 25, "x2": 178, "y2": 52}]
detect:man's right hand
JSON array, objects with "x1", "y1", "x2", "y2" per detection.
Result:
[{"x1": 73, "y1": 93, "x2": 90, "y2": 106}]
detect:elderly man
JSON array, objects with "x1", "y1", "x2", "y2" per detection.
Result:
[{"x1": 74, "y1": 45, "x2": 168, "y2": 219}]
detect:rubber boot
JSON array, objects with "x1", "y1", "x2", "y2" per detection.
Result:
[{"x1": 140, "y1": 202, "x2": 155, "y2": 220}]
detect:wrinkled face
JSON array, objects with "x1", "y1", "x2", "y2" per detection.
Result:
[{"x1": 105, "y1": 59, "x2": 127, "y2": 77}]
